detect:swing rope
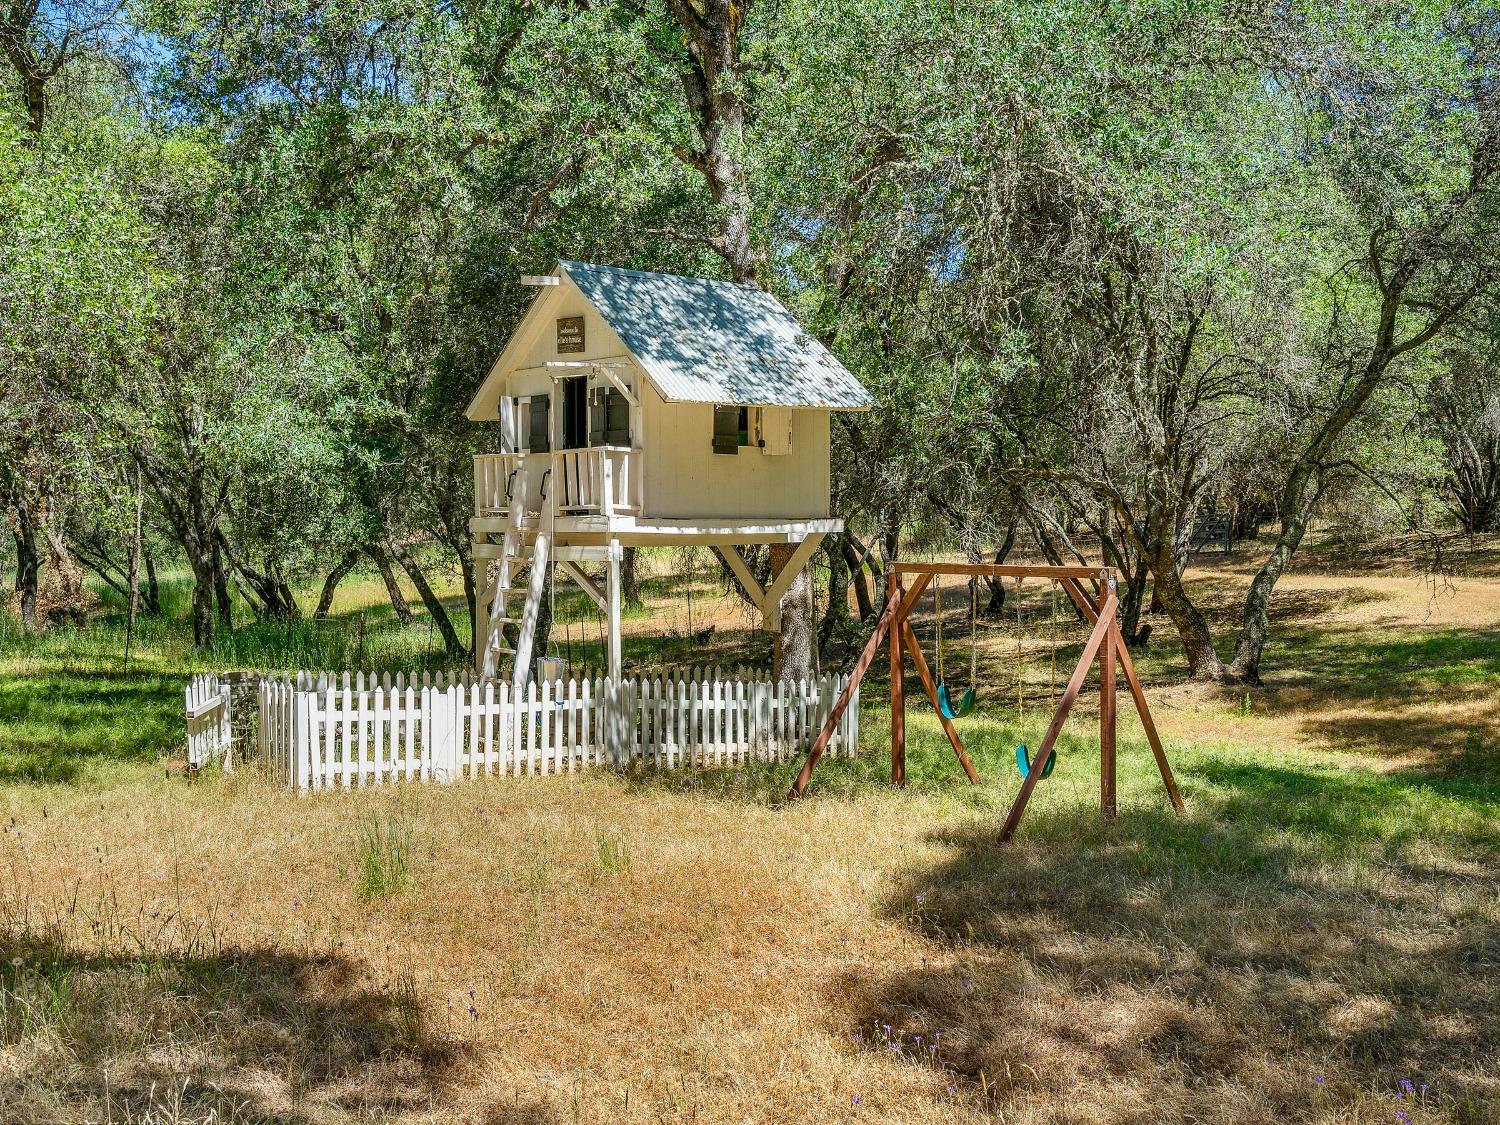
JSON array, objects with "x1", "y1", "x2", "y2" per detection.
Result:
[
  {"x1": 935, "y1": 576, "x2": 977, "y2": 720},
  {"x1": 1015, "y1": 575, "x2": 1056, "y2": 780}
]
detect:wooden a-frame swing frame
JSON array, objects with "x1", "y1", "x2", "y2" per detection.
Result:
[{"x1": 789, "y1": 563, "x2": 1186, "y2": 841}]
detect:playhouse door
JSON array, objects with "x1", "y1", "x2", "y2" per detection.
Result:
[{"x1": 561, "y1": 376, "x2": 589, "y2": 449}]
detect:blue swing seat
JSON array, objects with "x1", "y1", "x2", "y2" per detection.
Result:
[
  {"x1": 1015, "y1": 741, "x2": 1056, "y2": 780},
  {"x1": 937, "y1": 682, "x2": 977, "y2": 720}
]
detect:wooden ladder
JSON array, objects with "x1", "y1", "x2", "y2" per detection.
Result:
[
  {"x1": 509, "y1": 468, "x2": 555, "y2": 692},
  {"x1": 480, "y1": 463, "x2": 532, "y2": 681}
]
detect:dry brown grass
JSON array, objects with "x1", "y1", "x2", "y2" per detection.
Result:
[{"x1": 2, "y1": 536, "x2": 1498, "y2": 1124}]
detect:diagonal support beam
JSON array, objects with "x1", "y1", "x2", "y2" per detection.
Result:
[
  {"x1": 998, "y1": 591, "x2": 1118, "y2": 842},
  {"x1": 789, "y1": 573, "x2": 931, "y2": 799},
  {"x1": 596, "y1": 364, "x2": 640, "y2": 410},
  {"x1": 900, "y1": 620, "x2": 981, "y2": 784},
  {"x1": 761, "y1": 533, "x2": 825, "y2": 632},
  {"x1": 715, "y1": 545, "x2": 766, "y2": 608},
  {"x1": 1061, "y1": 579, "x2": 1185, "y2": 814},
  {"x1": 558, "y1": 560, "x2": 607, "y2": 615}
]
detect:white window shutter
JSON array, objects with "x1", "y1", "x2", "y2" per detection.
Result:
[
  {"x1": 499, "y1": 396, "x2": 520, "y2": 453},
  {"x1": 759, "y1": 406, "x2": 792, "y2": 455}
]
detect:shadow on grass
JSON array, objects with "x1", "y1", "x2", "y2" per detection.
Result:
[
  {"x1": 618, "y1": 702, "x2": 1115, "y2": 810},
  {"x1": 0, "y1": 929, "x2": 474, "y2": 1124},
  {"x1": 836, "y1": 756, "x2": 1500, "y2": 1122},
  {"x1": 0, "y1": 669, "x2": 184, "y2": 783},
  {"x1": 1257, "y1": 625, "x2": 1500, "y2": 775}
]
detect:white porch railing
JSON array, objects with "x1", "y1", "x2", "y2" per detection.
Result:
[
  {"x1": 474, "y1": 448, "x2": 640, "y2": 517},
  {"x1": 254, "y1": 668, "x2": 859, "y2": 790}
]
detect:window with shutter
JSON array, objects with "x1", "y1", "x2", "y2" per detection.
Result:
[
  {"x1": 527, "y1": 394, "x2": 551, "y2": 453},
  {"x1": 758, "y1": 406, "x2": 792, "y2": 455},
  {"x1": 712, "y1": 405, "x2": 749, "y2": 454},
  {"x1": 588, "y1": 387, "x2": 631, "y2": 447},
  {"x1": 588, "y1": 388, "x2": 607, "y2": 446},
  {"x1": 605, "y1": 389, "x2": 631, "y2": 445}
]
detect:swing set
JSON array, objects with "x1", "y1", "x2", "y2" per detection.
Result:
[{"x1": 790, "y1": 562, "x2": 1185, "y2": 841}]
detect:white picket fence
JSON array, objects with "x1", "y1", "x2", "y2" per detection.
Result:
[
  {"x1": 185, "y1": 673, "x2": 233, "y2": 770},
  {"x1": 255, "y1": 668, "x2": 859, "y2": 790}
]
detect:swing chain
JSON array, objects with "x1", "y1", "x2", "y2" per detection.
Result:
[
  {"x1": 969, "y1": 576, "x2": 978, "y2": 684},
  {"x1": 935, "y1": 579, "x2": 944, "y2": 684},
  {"x1": 1015, "y1": 576, "x2": 1024, "y2": 739}
]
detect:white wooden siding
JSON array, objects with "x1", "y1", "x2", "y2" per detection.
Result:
[{"x1": 642, "y1": 383, "x2": 831, "y2": 519}]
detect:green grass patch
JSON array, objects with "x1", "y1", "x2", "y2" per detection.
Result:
[{"x1": 354, "y1": 804, "x2": 416, "y2": 901}]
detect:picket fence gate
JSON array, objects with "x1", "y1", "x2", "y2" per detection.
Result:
[
  {"x1": 255, "y1": 668, "x2": 859, "y2": 790},
  {"x1": 185, "y1": 673, "x2": 233, "y2": 770}
]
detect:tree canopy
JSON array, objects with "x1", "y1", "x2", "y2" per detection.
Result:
[{"x1": 3, "y1": 0, "x2": 1496, "y2": 681}]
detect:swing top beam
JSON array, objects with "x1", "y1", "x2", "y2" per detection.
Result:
[{"x1": 891, "y1": 562, "x2": 1113, "y2": 582}]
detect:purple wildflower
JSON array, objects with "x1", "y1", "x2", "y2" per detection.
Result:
[{"x1": 851, "y1": 1095, "x2": 861, "y2": 1106}]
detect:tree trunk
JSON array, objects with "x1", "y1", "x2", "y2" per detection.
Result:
[
  {"x1": 388, "y1": 539, "x2": 465, "y2": 656},
  {"x1": 367, "y1": 544, "x2": 413, "y2": 624},
  {"x1": 621, "y1": 546, "x2": 643, "y2": 609},
  {"x1": 878, "y1": 520, "x2": 900, "y2": 611},
  {"x1": 8, "y1": 495, "x2": 41, "y2": 630},
  {"x1": 134, "y1": 455, "x2": 218, "y2": 647},
  {"x1": 315, "y1": 549, "x2": 361, "y2": 619},
  {"x1": 838, "y1": 532, "x2": 875, "y2": 621},
  {"x1": 186, "y1": 543, "x2": 216, "y2": 648},
  {"x1": 143, "y1": 546, "x2": 161, "y2": 616},
  {"x1": 211, "y1": 538, "x2": 233, "y2": 627},
  {"x1": 770, "y1": 542, "x2": 818, "y2": 684},
  {"x1": 818, "y1": 535, "x2": 851, "y2": 654},
  {"x1": 982, "y1": 524, "x2": 1017, "y2": 617},
  {"x1": 1229, "y1": 353, "x2": 1394, "y2": 682},
  {"x1": 42, "y1": 523, "x2": 88, "y2": 625},
  {"x1": 429, "y1": 498, "x2": 478, "y2": 640},
  {"x1": 1147, "y1": 542, "x2": 1225, "y2": 680}
]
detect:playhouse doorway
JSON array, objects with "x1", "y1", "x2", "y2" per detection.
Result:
[{"x1": 561, "y1": 376, "x2": 589, "y2": 449}]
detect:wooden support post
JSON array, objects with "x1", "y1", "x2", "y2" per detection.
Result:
[
  {"x1": 900, "y1": 620, "x2": 980, "y2": 784},
  {"x1": 1061, "y1": 579, "x2": 1185, "y2": 814},
  {"x1": 1100, "y1": 584, "x2": 1118, "y2": 820},
  {"x1": 605, "y1": 537, "x2": 622, "y2": 682},
  {"x1": 998, "y1": 591, "x2": 1118, "y2": 843},
  {"x1": 890, "y1": 578, "x2": 906, "y2": 788}
]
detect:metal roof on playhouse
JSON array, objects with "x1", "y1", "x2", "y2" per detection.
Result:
[{"x1": 468, "y1": 260, "x2": 874, "y2": 416}]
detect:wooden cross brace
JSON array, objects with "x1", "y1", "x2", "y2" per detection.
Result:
[
  {"x1": 716, "y1": 534, "x2": 825, "y2": 632},
  {"x1": 788, "y1": 564, "x2": 1185, "y2": 843}
]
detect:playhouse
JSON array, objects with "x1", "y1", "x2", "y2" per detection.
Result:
[
  {"x1": 197, "y1": 262, "x2": 1182, "y2": 829},
  {"x1": 465, "y1": 261, "x2": 873, "y2": 686}
]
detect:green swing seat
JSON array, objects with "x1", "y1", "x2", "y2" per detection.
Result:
[
  {"x1": 937, "y1": 682, "x2": 977, "y2": 720},
  {"x1": 1015, "y1": 741, "x2": 1056, "y2": 780}
]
